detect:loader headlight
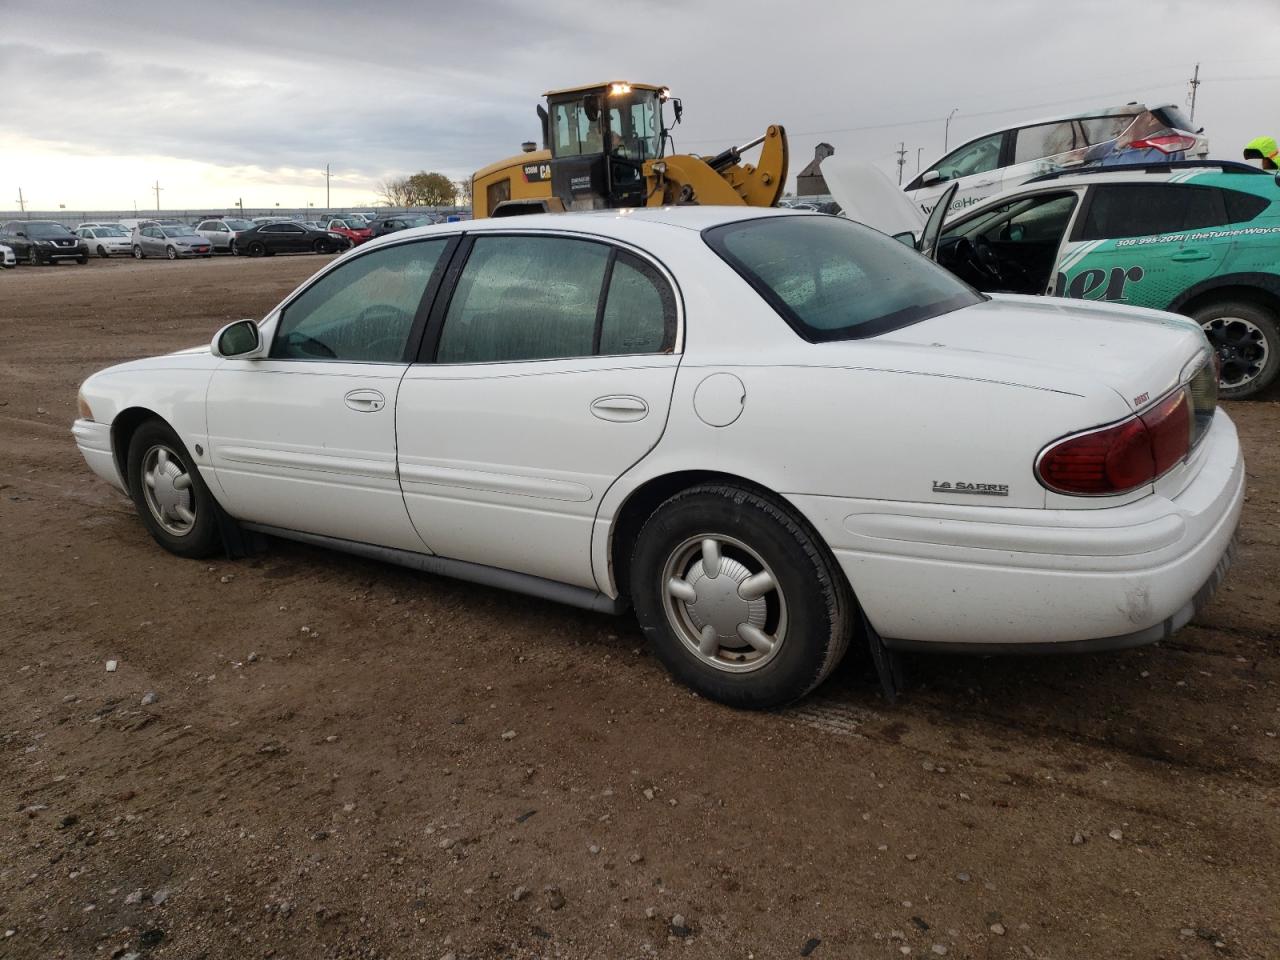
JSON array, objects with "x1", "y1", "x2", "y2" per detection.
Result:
[
  {"x1": 608, "y1": 82, "x2": 632, "y2": 96},
  {"x1": 652, "y1": 161, "x2": 667, "y2": 176}
]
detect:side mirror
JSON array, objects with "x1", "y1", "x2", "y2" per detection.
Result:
[
  {"x1": 920, "y1": 170, "x2": 942, "y2": 186},
  {"x1": 212, "y1": 319, "x2": 262, "y2": 359},
  {"x1": 892, "y1": 230, "x2": 918, "y2": 248},
  {"x1": 672, "y1": 98, "x2": 683, "y2": 124}
]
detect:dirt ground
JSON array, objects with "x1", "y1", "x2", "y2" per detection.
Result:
[{"x1": 1, "y1": 254, "x2": 1278, "y2": 960}]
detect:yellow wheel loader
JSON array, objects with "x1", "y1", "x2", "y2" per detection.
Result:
[{"x1": 472, "y1": 81, "x2": 788, "y2": 218}]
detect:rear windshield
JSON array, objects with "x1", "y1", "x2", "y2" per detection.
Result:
[
  {"x1": 704, "y1": 215, "x2": 982, "y2": 341},
  {"x1": 1153, "y1": 105, "x2": 1196, "y2": 132}
]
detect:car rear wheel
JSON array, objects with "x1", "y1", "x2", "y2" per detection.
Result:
[
  {"x1": 133, "y1": 245, "x2": 145, "y2": 260},
  {"x1": 629, "y1": 483, "x2": 854, "y2": 708},
  {"x1": 97, "y1": 245, "x2": 109, "y2": 258},
  {"x1": 1192, "y1": 299, "x2": 1280, "y2": 399},
  {"x1": 126, "y1": 419, "x2": 221, "y2": 558},
  {"x1": 248, "y1": 241, "x2": 266, "y2": 257},
  {"x1": 166, "y1": 245, "x2": 178, "y2": 261}
]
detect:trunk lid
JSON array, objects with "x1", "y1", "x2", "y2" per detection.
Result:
[{"x1": 880, "y1": 294, "x2": 1213, "y2": 413}]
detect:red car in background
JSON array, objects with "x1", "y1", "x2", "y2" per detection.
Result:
[{"x1": 326, "y1": 217, "x2": 373, "y2": 245}]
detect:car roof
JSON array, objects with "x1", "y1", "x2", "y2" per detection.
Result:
[
  {"x1": 943, "y1": 102, "x2": 1165, "y2": 154},
  {"x1": 352, "y1": 206, "x2": 811, "y2": 254},
  {"x1": 1015, "y1": 161, "x2": 1267, "y2": 190}
]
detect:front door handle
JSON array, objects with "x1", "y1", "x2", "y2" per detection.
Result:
[
  {"x1": 1171, "y1": 249, "x2": 1212, "y2": 262},
  {"x1": 344, "y1": 388, "x2": 386, "y2": 412},
  {"x1": 590, "y1": 395, "x2": 649, "y2": 422}
]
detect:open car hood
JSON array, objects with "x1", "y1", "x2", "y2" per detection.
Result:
[{"x1": 820, "y1": 159, "x2": 925, "y2": 239}]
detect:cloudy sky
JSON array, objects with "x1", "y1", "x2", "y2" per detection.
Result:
[{"x1": 2, "y1": 0, "x2": 1278, "y2": 213}]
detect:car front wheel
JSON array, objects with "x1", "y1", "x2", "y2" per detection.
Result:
[
  {"x1": 133, "y1": 245, "x2": 145, "y2": 260},
  {"x1": 248, "y1": 241, "x2": 266, "y2": 257},
  {"x1": 97, "y1": 245, "x2": 109, "y2": 258},
  {"x1": 126, "y1": 419, "x2": 221, "y2": 558},
  {"x1": 166, "y1": 246, "x2": 178, "y2": 261},
  {"x1": 27, "y1": 248, "x2": 40, "y2": 266},
  {"x1": 1193, "y1": 298, "x2": 1280, "y2": 399},
  {"x1": 312, "y1": 238, "x2": 332, "y2": 254},
  {"x1": 629, "y1": 483, "x2": 854, "y2": 708}
]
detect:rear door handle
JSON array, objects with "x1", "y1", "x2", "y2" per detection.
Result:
[
  {"x1": 344, "y1": 388, "x2": 386, "y2": 412},
  {"x1": 1171, "y1": 249, "x2": 1211, "y2": 262},
  {"x1": 590, "y1": 395, "x2": 649, "y2": 422}
]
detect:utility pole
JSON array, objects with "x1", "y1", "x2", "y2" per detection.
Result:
[
  {"x1": 916, "y1": 147, "x2": 924, "y2": 173},
  {"x1": 945, "y1": 108, "x2": 959, "y2": 152},
  {"x1": 1187, "y1": 62, "x2": 1201, "y2": 123},
  {"x1": 895, "y1": 142, "x2": 908, "y2": 186},
  {"x1": 325, "y1": 163, "x2": 331, "y2": 209},
  {"x1": 152, "y1": 180, "x2": 163, "y2": 211},
  {"x1": 14, "y1": 187, "x2": 25, "y2": 212}
]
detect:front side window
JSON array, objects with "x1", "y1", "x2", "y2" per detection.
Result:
[
  {"x1": 1013, "y1": 122, "x2": 1081, "y2": 163},
  {"x1": 934, "y1": 133, "x2": 1004, "y2": 181},
  {"x1": 706, "y1": 215, "x2": 981, "y2": 341},
  {"x1": 551, "y1": 98, "x2": 602, "y2": 158},
  {"x1": 1078, "y1": 184, "x2": 1233, "y2": 240},
  {"x1": 271, "y1": 239, "x2": 449, "y2": 363}
]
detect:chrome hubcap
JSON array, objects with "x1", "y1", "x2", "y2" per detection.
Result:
[
  {"x1": 661, "y1": 535, "x2": 787, "y2": 673},
  {"x1": 1202, "y1": 316, "x2": 1269, "y2": 389},
  {"x1": 141, "y1": 445, "x2": 196, "y2": 536}
]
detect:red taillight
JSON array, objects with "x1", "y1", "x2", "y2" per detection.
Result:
[
  {"x1": 1037, "y1": 389, "x2": 1192, "y2": 495},
  {"x1": 1128, "y1": 134, "x2": 1197, "y2": 154}
]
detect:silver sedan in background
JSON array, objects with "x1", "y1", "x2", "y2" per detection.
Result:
[
  {"x1": 194, "y1": 217, "x2": 257, "y2": 255},
  {"x1": 131, "y1": 223, "x2": 213, "y2": 260}
]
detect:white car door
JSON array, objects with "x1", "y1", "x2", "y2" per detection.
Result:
[
  {"x1": 395, "y1": 231, "x2": 681, "y2": 591},
  {"x1": 205, "y1": 236, "x2": 456, "y2": 550},
  {"x1": 906, "y1": 130, "x2": 1008, "y2": 216}
]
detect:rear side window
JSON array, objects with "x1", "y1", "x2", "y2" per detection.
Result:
[
  {"x1": 1079, "y1": 114, "x2": 1137, "y2": 144},
  {"x1": 1078, "y1": 184, "x2": 1243, "y2": 240},
  {"x1": 436, "y1": 236, "x2": 675, "y2": 363},
  {"x1": 705, "y1": 215, "x2": 981, "y2": 342},
  {"x1": 1223, "y1": 190, "x2": 1270, "y2": 223},
  {"x1": 1013, "y1": 122, "x2": 1081, "y2": 163}
]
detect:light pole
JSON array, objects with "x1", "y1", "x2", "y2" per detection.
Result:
[
  {"x1": 916, "y1": 147, "x2": 923, "y2": 173},
  {"x1": 944, "y1": 108, "x2": 959, "y2": 153}
]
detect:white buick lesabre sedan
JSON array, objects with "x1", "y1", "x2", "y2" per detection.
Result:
[{"x1": 73, "y1": 208, "x2": 1244, "y2": 707}]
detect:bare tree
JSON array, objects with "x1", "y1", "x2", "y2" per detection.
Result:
[
  {"x1": 455, "y1": 177, "x2": 474, "y2": 206},
  {"x1": 378, "y1": 176, "x2": 414, "y2": 207}
]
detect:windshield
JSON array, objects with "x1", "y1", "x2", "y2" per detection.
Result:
[
  {"x1": 406, "y1": 215, "x2": 435, "y2": 226},
  {"x1": 704, "y1": 215, "x2": 982, "y2": 341},
  {"x1": 225, "y1": 219, "x2": 254, "y2": 230},
  {"x1": 607, "y1": 89, "x2": 662, "y2": 162},
  {"x1": 28, "y1": 222, "x2": 72, "y2": 239},
  {"x1": 95, "y1": 226, "x2": 127, "y2": 237},
  {"x1": 163, "y1": 226, "x2": 200, "y2": 238}
]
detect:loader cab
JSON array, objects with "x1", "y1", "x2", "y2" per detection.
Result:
[{"x1": 544, "y1": 82, "x2": 673, "y2": 211}]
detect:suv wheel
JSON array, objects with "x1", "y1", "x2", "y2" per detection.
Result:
[
  {"x1": 1192, "y1": 299, "x2": 1280, "y2": 399},
  {"x1": 27, "y1": 248, "x2": 40, "y2": 266}
]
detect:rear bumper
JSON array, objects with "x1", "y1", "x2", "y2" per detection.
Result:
[{"x1": 789, "y1": 412, "x2": 1245, "y2": 650}]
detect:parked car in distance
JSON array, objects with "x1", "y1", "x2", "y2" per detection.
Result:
[
  {"x1": 77, "y1": 225, "x2": 133, "y2": 258},
  {"x1": 77, "y1": 221, "x2": 127, "y2": 231},
  {"x1": 131, "y1": 223, "x2": 213, "y2": 260},
  {"x1": 369, "y1": 213, "x2": 440, "y2": 237},
  {"x1": 0, "y1": 243, "x2": 15, "y2": 269},
  {"x1": 251, "y1": 216, "x2": 294, "y2": 226},
  {"x1": 326, "y1": 217, "x2": 373, "y2": 245},
  {"x1": 234, "y1": 221, "x2": 348, "y2": 257},
  {"x1": 903, "y1": 103, "x2": 1209, "y2": 216},
  {"x1": 73, "y1": 208, "x2": 1242, "y2": 708},
  {"x1": 194, "y1": 217, "x2": 257, "y2": 255},
  {"x1": 1, "y1": 219, "x2": 88, "y2": 265}
]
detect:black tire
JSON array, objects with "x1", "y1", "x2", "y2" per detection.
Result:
[
  {"x1": 125, "y1": 419, "x2": 221, "y2": 559},
  {"x1": 97, "y1": 245, "x2": 109, "y2": 258},
  {"x1": 27, "y1": 248, "x2": 40, "y2": 266},
  {"x1": 229, "y1": 240, "x2": 238, "y2": 256},
  {"x1": 628, "y1": 483, "x2": 854, "y2": 708},
  {"x1": 133, "y1": 245, "x2": 145, "y2": 260},
  {"x1": 1191, "y1": 298, "x2": 1280, "y2": 400},
  {"x1": 166, "y1": 245, "x2": 178, "y2": 261},
  {"x1": 312, "y1": 238, "x2": 331, "y2": 254},
  {"x1": 76, "y1": 255, "x2": 88, "y2": 265},
  {"x1": 248, "y1": 241, "x2": 266, "y2": 257}
]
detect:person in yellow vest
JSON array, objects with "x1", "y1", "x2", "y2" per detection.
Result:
[{"x1": 1243, "y1": 136, "x2": 1279, "y2": 170}]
